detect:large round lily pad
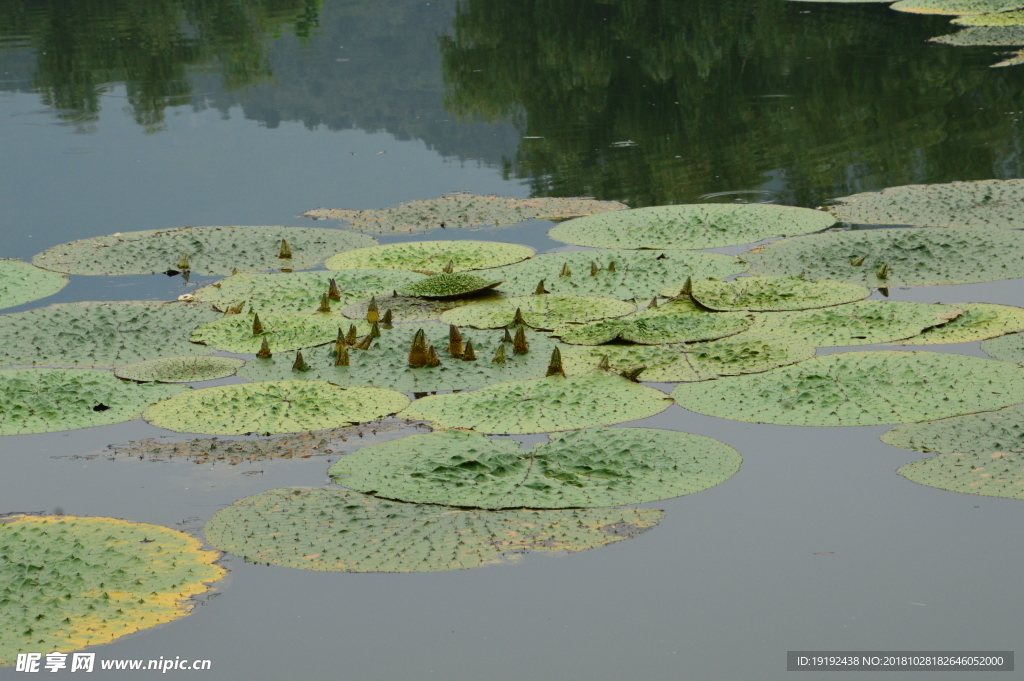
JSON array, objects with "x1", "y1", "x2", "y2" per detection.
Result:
[
  {"x1": 0, "y1": 259, "x2": 68, "y2": 311},
  {"x1": 205, "y1": 487, "x2": 662, "y2": 573},
  {"x1": 401, "y1": 373, "x2": 673, "y2": 434},
  {"x1": 0, "y1": 514, "x2": 224, "y2": 666},
  {"x1": 342, "y1": 293, "x2": 504, "y2": 323},
  {"x1": 398, "y1": 273, "x2": 503, "y2": 299},
  {"x1": 240, "y1": 323, "x2": 563, "y2": 392},
  {"x1": 548, "y1": 204, "x2": 836, "y2": 250},
  {"x1": 891, "y1": 0, "x2": 1024, "y2": 14},
  {"x1": 930, "y1": 25, "x2": 1024, "y2": 45},
  {"x1": 897, "y1": 450, "x2": 1024, "y2": 499},
  {"x1": 0, "y1": 369, "x2": 186, "y2": 435},
  {"x1": 554, "y1": 298, "x2": 752, "y2": 345},
  {"x1": 671, "y1": 351, "x2": 1024, "y2": 426},
  {"x1": 828, "y1": 179, "x2": 1024, "y2": 228},
  {"x1": 114, "y1": 356, "x2": 244, "y2": 383},
  {"x1": 895, "y1": 303, "x2": 1024, "y2": 345},
  {"x1": 300, "y1": 194, "x2": 628, "y2": 234},
  {"x1": 32, "y1": 226, "x2": 377, "y2": 276},
  {"x1": 440, "y1": 294, "x2": 635, "y2": 330},
  {"x1": 749, "y1": 301, "x2": 963, "y2": 347},
  {"x1": 490, "y1": 249, "x2": 747, "y2": 300},
  {"x1": 742, "y1": 227, "x2": 1024, "y2": 286},
  {"x1": 981, "y1": 331, "x2": 1024, "y2": 362},
  {"x1": 0, "y1": 301, "x2": 219, "y2": 368},
  {"x1": 954, "y1": 8, "x2": 1024, "y2": 23},
  {"x1": 330, "y1": 428, "x2": 741, "y2": 509},
  {"x1": 324, "y1": 240, "x2": 533, "y2": 272},
  {"x1": 681, "y1": 276, "x2": 870, "y2": 311},
  {"x1": 190, "y1": 312, "x2": 366, "y2": 353},
  {"x1": 144, "y1": 380, "x2": 409, "y2": 434}
]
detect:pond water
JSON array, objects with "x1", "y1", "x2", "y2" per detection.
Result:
[{"x1": 1, "y1": 0, "x2": 1023, "y2": 679}]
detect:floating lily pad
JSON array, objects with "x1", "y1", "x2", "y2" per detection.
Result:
[
  {"x1": 828, "y1": 180, "x2": 1024, "y2": 228},
  {"x1": 114, "y1": 356, "x2": 244, "y2": 383},
  {"x1": 0, "y1": 301, "x2": 219, "y2": 368},
  {"x1": 398, "y1": 273, "x2": 503, "y2": 299},
  {"x1": 239, "y1": 323, "x2": 562, "y2": 392},
  {"x1": 555, "y1": 298, "x2": 752, "y2": 345},
  {"x1": 0, "y1": 514, "x2": 224, "y2": 666},
  {"x1": 749, "y1": 301, "x2": 962, "y2": 347},
  {"x1": 193, "y1": 269, "x2": 423, "y2": 315},
  {"x1": 342, "y1": 293, "x2": 504, "y2": 323},
  {"x1": 671, "y1": 351, "x2": 1024, "y2": 426},
  {"x1": 548, "y1": 204, "x2": 835, "y2": 250},
  {"x1": 0, "y1": 369, "x2": 186, "y2": 435},
  {"x1": 0, "y1": 259, "x2": 68, "y2": 311},
  {"x1": 439, "y1": 295, "x2": 635, "y2": 330},
  {"x1": 330, "y1": 427, "x2": 740, "y2": 509},
  {"x1": 300, "y1": 194, "x2": 628, "y2": 234},
  {"x1": 204, "y1": 487, "x2": 662, "y2": 572},
  {"x1": 742, "y1": 227, "x2": 1024, "y2": 286},
  {"x1": 981, "y1": 331, "x2": 1024, "y2": 362},
  {"x1": 401, "y1": 373, "x2": 673, "y2": 434},
  {"x1": 33, "y1": 226, "x2": 377, "y2": 276},
  {"x1": 324, "y1": 240, "x2": 533, "y2": 272},
  {"x1": 489, "y1": 249, "x2": 747, "y2": 300},
  {"x1": 561, "y1": 334, "x2": 816, "y2": 381},
  {"x1": 954, "y1": 8, "x2": 1024, "y2": 23},
  {"x1": 993, "y1": 50, "x2": 1024, "y2": 66},
  {"x1": 144, "y1": 380, "x2": 410, "y2": 435},
  {"x1": 891, "y1": 0, "x2": 1024, "y2": 13},
  {"x1": 897, "y1": 450, "x2": 1024, "y2": 499},
  {"x1": 678, "y1": 276, "x2": 870, "y2": 311},
  {"x1": 190, "y1": 312, "x2": 366, "y2": 353},
  {"x1": 931, "y1": 25, "x2": 1024, "y2": 44},
  {"x1": 894, "y1": 304, "x2": 1024, "y2": 345}
]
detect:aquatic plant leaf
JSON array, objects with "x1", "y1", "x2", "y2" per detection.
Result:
[
  {"x1": 954, "y1": 8, "x2": 1024, "y2": 23},
  {"x1": 204, "y1": 487, "x2": 662, "y2": 573},
  {"x1": 439, "y1": 295, "x2": 635, "y2": 330},
  {"x1": 894, "y1": 303, "x2": 1024, "y2": 345},
  {"x1": 680, "y1": 276, "x2": 870, "y2": 311},
  {"x1": 892, "y1": 0, "x2": 1024, "y2": 13},
  {"x1": 114, "y1": 356, "x2": 244, "y2": 383},
  {"x1": 398, "y1": 273, "x2": 503, "y2": 299},
  {"x1": 548, "y1": 204, "x2": 835, "y2": 250},
  {"x1": 144, "y1": 380, "x2": 410, "y2": 435},
  {"x1": 0, "y1": 514, "x2": 224, "y2": 666},
  {"x1": 0, "y1": 369, "x2": 186, "y2": 435},
  {"x1": 749, "y1": 301, "x2": 963, "y2": 347},
  {"x1": 324, "y1": 240, "x2": 533, "y2": 272},
  {"x1": 742, "y1": 227, "x2": 1024, "y2": 286},
  {"x1": 555, "y1": 298, "x2": 752, "y2": 345},
  {"x1": 330, "y1": 428, "x2": 740, "y2": 509},
  {"x1": 981, "y1": 331, "x2": 1024, "y2": 361},
  {"x1": 190, "y1": 312, "x2": 367, "y2": 353},
  {"x1": 342, "y1": 293, "x2": 505, "y2": 323},
  {"x1": 401, "y1": 373, "x2": 673, "y2": 434},
  {"x1": 828, "y1": 179, "x2": 1024, "y2": 228},
  {"x1": 931, "y1": 25, "x2": 1024, "y2": 44},
  {"x1": 32, "y1": 226, "x2": 376, "y2": 276},
  {"x1": 489, "y1": 249, "x2": 747, "y2": 300},
  {"x1": 561, "y1": 334, "x2": 815, "y2": 381},
  {"x1": 300, "y1": 194, "x2": 627, "y2": 234},
  {"x1": 0, "y1": 301, "x2": 219, "y2": 368},
  {"x1": 239, "y1": 323, "x2": 562, "y2": 391},
  {"x1": 897, "y1": 449, "x2": 1024, "y2": 499},
  {"x1": 193, "y1": 269, "x2": 423, "y2": 315},
  {"x1": 671, "y1": 351, "x2": 1024, "y2": 426},
  {"x1": 0, "y1": 259, "x2": 68, "y2": 311},
  {"x1": 992, "y1": 49, "x2": 1024, "y2": 65}
]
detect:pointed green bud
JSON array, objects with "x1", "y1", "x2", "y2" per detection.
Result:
[
  {"x1": 226, "y1": 300, "x2": 245, "y2": 315},
  {"x1": 502, "y1": 327, "x2": 514, "y2": 343},
  {"x1": 292, "y1": 350, "x2": 310, "y2": 372},
  {"x1": 354, "y1": 334, "x2": 373, "y2": 350},
  {"x1": 366, "y1": 296, "x2": 379, "y2": 323},
  {"x1": 849, "y1": 255, "x2": 866, "y2": 267},
  {"x1": 559, "y1": 263, "x2": 572, "y2": 277},
  {"x1": 647, "y1": 297, "x2": 659, "y2": 309},
  {"x1": 535, "y1": 279, "x2": 549, "y2": 295},
  {"x1": 621, "y1": 366, "x2": 646, "y2": 382},
  {"x1": 598, "y1": 355, "x2": 611, "y2": 371},
  {"x1": 318, "y1": 292, "x2": 332, "y2": 314},
  {"x1": 607, "y1": 261, "x2": 616, "y2": 272},
  {"x1": 408, "y1": 329, "x2": 428, "y2": 368},
  {"x1": 345, "y1": 324, "x2": 358, "y2": 346},
  {"x1": 328, "y1": 278, "x2": 342, "y2": 301},
  {"x1": 590, "y1": 261, "x2": 600, "y2": 276},
  {"x1": 878, "y1": 286, "x2": 890, "y2": 298},
  {"x1": 426, "y1": 345, "x2": 441, "y2": 367},
  {"x1": 177, "y1": 252, "x2": 191, "y2": 271},
  {"x1": 512, "y1": 307, "x2": 527, "y2": 327},
  {"x1": 252, "y1": 313, "x2": 264, "y2": 335},
  {"x1": 680, "y1": 276, "x2": 693, "y2": 296},
  {"x1": 513, "y1": 327, "x2": 529, "y2": 355},
  {"x1": 256, "y1": 337, "x2": 272, "y2": 359},
  {"x1": 381, "y1": 309, "x2": 393, "y2": 327},
  {"x1": 370, "y1": 321, "x2": 381, "y2": 338},
  {"x1": 462, "y1": 340, "x2": 477, "y2": 361},
  {"x1": 442, "y1": 259, "x2": 455, "y2": 274},
  {"x1": 545, "y1": 347, "x2": 565, "y2": 377},
  {"x1": 334, "y1": 344, "x2": 350, "y2": 367},
  {"x1": 491, "y1": 344, "x2": 507, "y2": 364},
  {"x1": 278, "y1": 239, "x2": 292, "y2": 259},
  {"x1": 231, "y1": 267, "x2": 241, "y2": 275},
  {"x1": 448, "y1": 324, "x2": 464, "y2": 357},
  {"x1": 876, "y1": 262, "x2": 890, "y2": 279}
]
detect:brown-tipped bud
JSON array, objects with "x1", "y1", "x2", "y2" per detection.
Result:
[
  {"x1": 876, "y1": 262, "x2": 890, "y2": 279},
  {"x1": 381, "y1": 309, "x2": 393, "y2": 327},
  {"x1": 278, "y1": 239, "x2": 292, "y2": 259},
  {"x1": 512, "y1": 307, "x2": 527, "y2": 327},
  {"x1": 256, "y1": 337, "x2": 272, "y2": 359},
  {"x1": 590, "y1": 261, "x2": 600, "y2": 276},
  {"x1": 849, "y1": 255, "x2": 866, "y2": 267},
  {"x1": 462, "y1": 340, "x2": 477, "y2": 361},
  {"x1": 534, "y1": 279, "x2": 549, "y2": 295},
  {"x1": 442, "y1": 259, "x2": 455, "y2": 274},
  {"x1": 621, "y1": 366, "x2": 646, "y2": 382},
  {"x1": 177, "y1": 252, "x2": 191, "y2": 271},
  {"x1": 559, "y1": 263, "x2": 572, "y2": 277},
  {"x1": 502, "y1": 327, "x2": 514, "y2": 343},
  {"x1": 231, "y1": 267, "x2": 241, "y2": 275},
  {"x1": 252, "y1": 313, "x2": 264, "y2": 335},
  {"x1": 598, "y1": 355, "x2": 611, "y2": 371},
  {"x1": 318, "y1": 292, "x2": 332, "y2": 314},
  {"x1": 408, "y1": 329, "x2": 428, "y2": 368},
  {"x1": 426, "y1": 345, "x2": 441, "y2": 367},
  {"x1": 491, "y1": 344, "x2": 507, "y2": 364},
  {"x1": 226, "y1": 300, "x2": 246, "y2": 315},
  {"x1": 345, "y1": 324, "x2": 359, "y2": 346},
  {"x1": 878, "y1": 287, "x2": 890, "y2": 298},
  {"x1": 647, "y1": 297, "x2": 659, "y2": 309},
  {"x1": 354, "y1": 334, "x2": 373, "y2": 350},
  {"x1": 545, "y1": 347, "x2": 565, "y2": 377},
  {"x1": 680, "y1": 276, "x2": 693, "y2": 296},
  {"x1": 607, "y1": 261, "x2": 617, "y2": 272},
  {"x1": 369, "y1": 321, "x2": 381, "y2": 338},
  {"x1": 328, "y1": 278, "x2": 342, "y2": 301},
  {"x1": 448, "y1": 324, "x2": 464, "y2": 357},
  {"x1": 333, "y1": 335, "x2": 347, "y2": 357},
  {"x1": 513, "y1": 327, "x2": 529, "y2": 355},
  {"x1": 366, "y1": 296, "x2": 379, "y2": 323},
  {"x1": 334, "y1": 344, "x2": 350, "y2": 366},
  {"x1": 292, "y1": 350, "x2": 310, "y2": 372}
]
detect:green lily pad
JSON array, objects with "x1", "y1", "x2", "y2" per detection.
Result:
[
  {"x1": 439, "y1": 295, "x2": 635, "y2": 330},
  {"x1": 0, "y1": 514, "x2": 225, "y2": 666},
  {"x1": 742, "y1": 227, "x2": 1024, "y2": 286},
  {"x1": 0, "y1": 368, "x2": 186, "y2": 435},
  {"x1": 239, "y1": 323, "x2": 563, "y2": 392},
  {"x1": 144, "y1": 380, "x2": 410, "y2": 435},
  {"x1": 891, "y1": 0, "x2": 1024, "y2": 13},
  {"x1": 190, "y1": 312, "x2": 367, "y2": 353},
  {"x1": 398, "y1": 273, "x2": 503, "y2": 299},
  {"x1": 982, "y1": 331, "x2": 1024, "y2": 362},
  {"x1": 0, "y1": 301, "x2": 220, "y2": 368},
  {"x1": 342, "y1": 293, "x2": 505, "y2": 323},
  {"x1": 114, "y1": 356, "x2": 244, "y2": 383},
  {"x1": 678, "y1": 276, "x2": 870, "y2": 311},
  {"x1": 828, "y1": 180, "x2": 1024, "y2": 228},
  {"x1": 324, "y1": 240, "x2": 533, "y2": 272},
  {"x1": 193, "y1": 269, "x2": 424, "y2": 315},
  {"x1": 32, "y1": 226, "x2": 377, "y2": 276},
  {"x1": 897, "y1": 450, "x2": 1024, "y2": 499},
  {"x1": 931, "y1": 25, "x2": 1024, "y2": 44},
  {"x1": 401, "y1": 373, "x2": 673, "y2": 434},
  {"x1": 954, "y1": 8, "x2": 1024, "y2": 23},
  {"x1": 489, "y1": 249, "x2": 747, "y2": 300},
  {"x1": 0, "y1": 259, "x2": 68, "y2": 311},
  {"x1": 993, "y1": 50, "x2": 1024, "y2": 66},
  {"x1": 671, "y1": 351, "x2": 1024, "y2": 426},
  {"x1": 561, "y1": 333, "x2": 816, "y2": 381},
  {"x1": 749, "y1": 301, "x2": 963, "y2": 347},
  {"x1": 555, "y1": 298, "x2": 752, "y2": 345},
  {"x1": 329, "y1": 427, "x2": 740, "y2": 509},
  {"x1": 300, "y1": 194, "x2": 628, "y2": 234},
  {"x1": 895, "y1": 304, "x2": 1024, "y2": 345},
  {"x1": 548, "y1": 204, "x2": 836, "y2": 250}
]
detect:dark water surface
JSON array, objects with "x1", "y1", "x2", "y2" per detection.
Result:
[{"x1": 1, "y1": 0, "x2": 1022, "y2": 679}]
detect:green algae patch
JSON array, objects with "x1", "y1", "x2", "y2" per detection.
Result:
[
  {"x1": 671, "y1": 351, "x2": 1024, "y2": 426},
  {"x1": 114, "y1": 356, "x2": 244, "y2": 383},
  {"x1": 554, "y1": 298, "x2": 752, "y2": 345},
  {"x1": 440, "y1": 294, "x2": 635, "y2": 330},
  {"x1": 682, "y1": 276, "x2": 870, "y2": 312},
  {"x1": 342, "y1": 293, "x2": 504, "y2": 323},
  {"x1": 144, "y1": 380, "x2": 409, "y2": 435},
  {"x1": 190, "y1": 312, "x2": 365, "y2": 354},
  {"x1": 548, "y1": 204, "x2": 835, "y2": 250},
  {"x1": 324, "y1": 240, "x2": 532, "y2": 272},
  {"x1": 895, "y1": 303, "x2": 1024, "y2": 345},
  {"x1": 398, "y1": 273, "x2": 503, "y2": 299},
  {"x1": 204, "y1": 487, "x2": 662, "y2": 572},
  {"x1": 0, "y1": 260, "x2": 68, "y2": 311},
  {"x1": 400, "y1": 373, "x2": 672, "y2": 434},
  {"x1": 828, "y1": 179, "x2": 1024, "y2": 227},
  {"x1": 0, "y1": 514, "x2": 224, "y2": 666},
  {"x1": 982, "y1": 331, "x2": 1024, "y2": 362},
  {"x1": 32, "y1": 226, "x2": 376, "y2": 276}
]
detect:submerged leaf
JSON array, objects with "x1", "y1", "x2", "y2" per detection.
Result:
[
  {"x1": 0, "y1": 259, "x2": 68, "y2": 311},
  {"x1": 324, "y1": 240, "x2": 533, "y2": 272}
]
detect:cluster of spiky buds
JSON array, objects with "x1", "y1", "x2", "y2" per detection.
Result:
[
  {"x1": 366, "y1": 296, "x2": 379, "y2": 323},
  {"x1": 278, "y1": 239, "x2": 292, "y2": 259},
  {"x1": 545, "y1": 347, "x2": 565, "y2": 377},
  {"x1": 409, "y1": 329, "x2": 428, "y2": 368}
]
